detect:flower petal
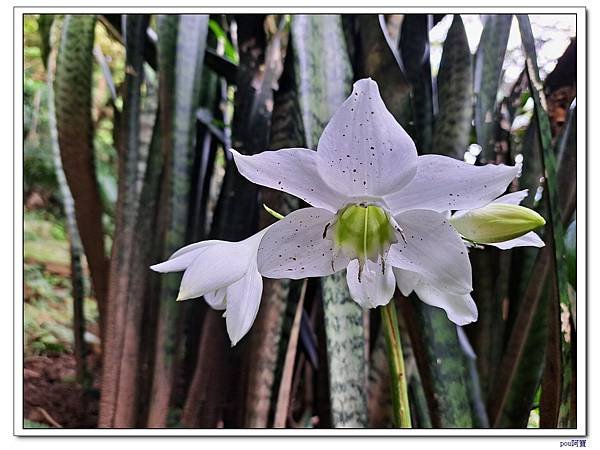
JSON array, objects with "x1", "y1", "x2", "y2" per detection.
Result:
[
  {"x1": 258, "y1": 207, "x2": 349, "y2": 279},
  {"x1": 392, "y1": 267, "x2": 420, "y2": 297},
  {"x1": 413, "y1": 282, "x2": 478, "y2": 326},
  {"x1": 150, "y1": 242, "x2": 216, "y2": 273},
  {"x1": 177, "y1": 241, "x2": 253, "y2": 301},
  {"x1": 387, "y1": 210, "x2": 472, "y2": 294},
  {"x1": 316, "y1": 78, "x2": 417, "y2": 197},
  {"x1": 492, "y1": 189, "x2": 529, "y2": 205},
  {"x1": 394, "y1": 268, "x2": 477, "y2": 325},
  {"x1": 231, "y1": 148, "x2": 348, "y2": 212},
  {"x1": 204, "y1": 288, "x2": 226, "y2": 310},
  {"x1": 488, "y1": 231, "x2": 545, "y2": 249},
  {"x1": 346, "y1": 257, "x2": 396, "y2": 308},
  {"x1": 384, "y1": 155, "x2": 518, "y2": 214},
  {"x1": 225, "y1": 265, "x2": 263, "y2": 346}
]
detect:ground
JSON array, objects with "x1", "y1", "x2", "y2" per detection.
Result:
[{"x1": 23, "y1": 209, "x2": 101, "y2": 428}]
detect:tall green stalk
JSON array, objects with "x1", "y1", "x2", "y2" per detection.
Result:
[{"x1": 381, "y1": 300, "x2": 412, "y2": 428}]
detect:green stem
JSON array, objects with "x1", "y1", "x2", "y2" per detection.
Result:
[{"x1": 381, "y1": 300, "x2": 412, "y2": 428}]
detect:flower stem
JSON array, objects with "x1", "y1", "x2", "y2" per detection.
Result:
[{"x1": 381, "y1": 299, "x2": 412, "y2": 428}]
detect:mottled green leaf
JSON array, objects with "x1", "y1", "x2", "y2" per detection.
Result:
[
  {"x1": 432, "y1": 15, "x2": 473, "y2": 159},
  {"x1": 292, "y1": 15, "x2": 353, "y2": 149},
  {"x1": 148, "y1": 14, "x2": 209, "y2": 427},
  {"x1": 54, "y1": 14, "x2": 109, "y2": 336},
  {"x1": 399, "y1": 14, "x2": 434, "y2": 153},
  {"x1": 345, "y1": 14, "x2": 412, "y2": 127},
  {"x1": 404, "y1": 299, "x2": 473, "y2": 428},
  {"x1": 474, "y1": 15, "x2": 512, "y2": 161}
]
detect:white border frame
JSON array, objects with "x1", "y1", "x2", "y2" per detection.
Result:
[{"x1": 13, "y1": 5, "x2": 587, "y2": 437}]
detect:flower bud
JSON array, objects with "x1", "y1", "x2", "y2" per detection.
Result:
[{"x1": 450, "y1": 203, "x2": 546, "y2": 244}]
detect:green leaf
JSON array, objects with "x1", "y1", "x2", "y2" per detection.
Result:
[
  {"x1": 474, "y1": 15, "x2": 513, "y2": 161},
  {"x1": 565, "y1": 219, "x2": 576, "y2": 289},
  {"x1": 54, "y1": 14, "x2": 109, "y2": 336},
  {"x1": 345, "y1": 15, "x2": 412, "y2": 127},
  {"x1": 432, "y1": 14, "x2": 473, "y2": 159},
  {"x1": 291, "y1": 15, "x2": 353, "y2": 149},
  {"x1": 208, "y1": 18, "x2": 239, "y2": 64},
  {"x1": 24, "y1": 419, "x2": 50, "y2": 429}
]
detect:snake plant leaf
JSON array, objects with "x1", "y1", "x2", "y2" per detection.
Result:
[
  {"x1": 402, "y1": 299, "x2": 473, "y2": 427},
  {"x1": 44, "y1": 22, "x2": 87, "y2": 385},
  {"x1": 54, "y1": 14, "x2": 109, "y2": 340},
  {"x1": 345, "y1": 14, "x2": 412, "y2": 127},
  {"x1": 291, "y1": 14, "x2": 367, "y2": 427},
  {"x1": 474, "y1": 15, "x2": 513, "y2": 161},
  {"x1": 399, "y1": 14, "x2": 434, "y2": 154},
  {"x1": 147, "y1": 14, "x2": 209, "y2": 428},
  {"x1": 517, "y1": 15, "x2": 573, "y2": 428},
  {"x1": 497, "y1": 278, "x2": 550, "y2": 427},
  {"x1": 432, "y1": 14, "x2": 473, "y2": 160}
]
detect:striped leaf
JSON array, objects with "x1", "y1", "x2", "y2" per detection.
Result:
[
  {"x1": 432, "y1": 15, "x2": 473, "y2": 159},
  {"x1": 54, "y1": 15, "x2": 109, "y2": 337},
  {"x1": 474, "y1": 15, "x2": 513, "y2": 161},
  {"x1": 399, "y1": 14, "x2": 434, "y2": 153},
  {"x1": 147, "y1": 14, "x2": 209, "y2": 427}
]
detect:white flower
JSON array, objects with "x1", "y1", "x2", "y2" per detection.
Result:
[
  {"x1": 150, "y1": 227, "x2": 270, "y2": 345},
  {"x1": 231, "y1": 78, "x2": 519, "y2": 324}
]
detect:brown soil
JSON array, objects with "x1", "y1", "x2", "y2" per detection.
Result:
[{"x1": 24, "y1": 354, "x2": 100, "y2": 428}]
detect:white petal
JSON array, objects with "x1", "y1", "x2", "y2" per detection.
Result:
[
  {"x1": 413, "y1": 283, "x2": 478, "y2": 326},
  {"x1": 384, "y1": 155, "x2": 518, "y2": 214},
  {"x1": 492, "y1": 189, "x2": 529, "y2": 205},
  {"x1": 204, "y1": 288, "x2": 226, "y2": 310},
  {"x1": 224, "y1": 265, "x2": 263, "y2": 346},
  {"x1": 169, "y1": 240, "x2": 221, "y2": 259},
  {"x1": 488, "y1": 231, "x2": 545, "y2": 249},
  {"x1": 257, "y1": 207, "x2": 349, "y2": 279},
  {"x1": 316, "y1": 78, "x2": 417, "y2": 197},
  {"x1": 150, "y1": 240, "x2": 221, "y2": 273},
  {"x1": 231, "y1": 148, "x2": 347, "y2": 212},
  {"x1": 346, "y1": 257, "x2": 396, "y2": 308},
  {"x1": 392, "y1": 267, "x2": 420, "y2": 297},
  {"x1": 387, "y1": 210, "x2": 472, "y2": 294},
  {"x1": 177, "y1": 241, "x2": 254, "y2": 301}
]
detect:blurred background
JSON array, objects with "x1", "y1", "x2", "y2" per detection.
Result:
[{"x1": 22, "y1": 13, "x2": 577, "y2": 429}]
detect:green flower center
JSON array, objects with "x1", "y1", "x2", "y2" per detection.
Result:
[{"x1": 332, "y1": 204, "x2": 396, "y2": 261}]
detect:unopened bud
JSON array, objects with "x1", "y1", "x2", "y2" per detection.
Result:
[{"x1": 450, "y1": 203, "x2": 545, "y2": 244}]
